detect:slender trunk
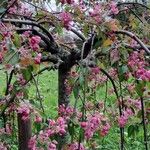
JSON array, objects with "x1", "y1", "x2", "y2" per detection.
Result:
[
  {"x1": 18, "y1": 114, "x2": 32, "y2": 150},
  {"x1": 58, "y1": 66, "x2": 70, "y2": 106},
  {"x1": 58, "y1": 66, "x2": 71, "y2": 150}
]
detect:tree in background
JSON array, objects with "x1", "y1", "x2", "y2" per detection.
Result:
[{"x1": 0, "y1": 0, "x2": 150, "y2": 149}]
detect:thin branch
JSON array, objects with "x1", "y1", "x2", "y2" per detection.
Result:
[
  {"x1": 0, "y1": 0, "x2": 18, "y2": 19},
  {"x1": 70, "y1": 28, "x2": 86, "y2": 41},
  {"x1": 127, "y1": 7, "x2": 144, "y2": 24},
  {"x1": 5, "y1": 69, "x2": 14, "y2": 95},
  {"x1": 115, "y1": 30, "x2": 150, "y2": 54},
  {"x1": 31, "y1": 73, "x2": 45, "y2": 114},
  {"x1": 1, "y1": 19, "x2": 55, "y2": 43},
  {"x1": 100, "y1": 68, "x2": 124, "y2": 150},
  {"x1": 117, "y1": 2, "x2": 150, "y2": 10}
]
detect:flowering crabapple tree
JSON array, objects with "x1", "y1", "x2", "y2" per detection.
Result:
[{"x1": 0, "y1": 0, "x2": 150, "y2": 149}]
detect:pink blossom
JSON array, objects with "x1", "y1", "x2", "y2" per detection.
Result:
[
  {"x1": 80, "y1": 122, "x2": 87, "y2": 128},
  {"x1": 59, "y1": 12, "x2": 72, "y2": 29},
  {"x1": 48, "y1": 117, "x2": 67, "y2": 136},
  {"x1": 23, "y1": 31, "x2": 31, "y2": 38},
  {"x1": 91, "y1": 67, "x2": 100, "y2": 74},
  {"x1": 0, "y1": 143, "x2": 7, "y2": 150},
  {"x1": 89, "y1": 4, "x2": 102, "y2": 23},
  {"x1": 118, "y1": 115, "x2": 128, "y2": 127},
  {"x1": 130, "y1": 39, "x2": 138, "y2": 47},
  {"x1": 28, "y1": 136, "x2": 37, "y2": 150},
  {"x1": 8, "y1": 6, "x2": 17, "y2": 14},
  {"x1": 16, "y1": 92, "x2": 24, "y2": 99},
  {"x1": 68, "y1": 142, "x2": 85, "y2": 150},
  {"x1": 100, "y1": 123, "x2": 111, "y2": 136},
  {"x1": 17, "y1": 103, "x2": 31, "y2": 121},
  {"x1": 17, "y1": 74, "x2": 26, "y2": 86},
  {"x1": 34, "y1": 53, "x2": 42, "y2": 64},
  {"x1": 134, "y1": 100, "x2": 141, "y2": 110},
  {"x1": 81, "y1": 113, "x2": 103, "y2": 139},
  {"x1": 35, "y1": 116, "x2": 42, "y2": 123},
  {"x1": 48, "y1": 142, "x2": 57, "y2": 150},
  {"x1": 29, "y1": 36, "x2": 41, "y2": 51},
  {"x1": 110, "y1": 2, "x2": 119, "y2": 15}
]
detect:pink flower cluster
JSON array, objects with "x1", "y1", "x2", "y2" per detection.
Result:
[
  {"x1": 17, "y1": 102, "x2": 31, "y2": 121},
  {"x1": 17, "y1": 74, "x2": 26, "y2": 86},
  {"x1": 28, "y1": 135, "x2": 37, "y2": 150},
  {"x1": 118, "y1": 108, "x2": 133, "y2": 127},
  {"x1": 136, "y1": 68, "x2": 150, "y2": 81},
  {"x1": 28, "y1": 117, "x2": 66, "y2": 149},
  {"x1": 59, "y1": 12, "x2": 72, "y2": 29},
  {"x1": 34, "y1": 53, "x2": 42, "y2": 64},
  {"x1": 68, "y1": 142, "x2": 85, "y2": 150},
  {"x1": 126, "y1": 98, "x2": 141, "y2": 110},
  {"x1": 88, "y1": 67, "x2": 107, "y2": 89},
  {"x1": 100, "y1": 123, "x2": 111, "y2": 137},
  {"x1": 128, "y1": 51, "x2": 150, "y2": 81},
  {"x1": 109, "y1": 2, "x2": 119, "y2": 15},
  {"x1": 48, "y1": 117, "x2": 67, "y2": 136},
  {"x1": 48, "y1": 141, "x2": 57, "y2": 150},
  {"x1": 8, "y1": 1, "x2": 32, "y2": 16},
  {"x1": 58, "y1": 104, "x2": 74, "y2": 120},
  {"x1": 29, "y1": 36, "x2": 41, "y2": 51},
  {"x1": 89, "y1": 4, "x2": 102, "y2": 23},
  {"x1": 28, "y1": 135, "x2": 57, "y2": 150},
  {"x1": 81, "y1": 112, "x2": 110, "y2": 139}
]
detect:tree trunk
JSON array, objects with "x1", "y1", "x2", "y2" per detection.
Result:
[
  {"x1": 58, "y1": 65, "x2": 71, "y2": 150},
  {"x1": 18, "y1": 114, "x2": 32, "y2": 150},
  {"x1": 58, "y1": 66, "x2": 70, "y2": 106}
]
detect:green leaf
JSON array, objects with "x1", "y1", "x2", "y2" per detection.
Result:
[
  {"x1": 73, "y1": 83, "x2": 79, "y2": 99},
  {"x1": 118, "y1": 65, "x2": 128, "y2": 82},
  {"x1": 13, "y1": 33, "x2": 21, "y2": 48},
  {"x1": 3, "y1": 46, "x2": 19, "y2": 65},
  {"x1": 21, "y1": 65, "x2": 33, "y2": 81},
  {"x1": 135, "y1": 81, "x2": 145, "y2": 97},
  {"x1": 128, "y1": 125, "x2": 139, "y2": 137}
]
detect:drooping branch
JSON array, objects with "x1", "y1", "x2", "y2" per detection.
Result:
[
  {"x1": 1, "y1": 19, "x2": 55, "y2": 43},
  {"x1": 117, "y1": 2, "x2": 150, "y2": 10},
  {"x1": 115, "y1": 30, "x2": 150, "y2": 54},
  {"x1": 99, "y1": 68, "x2": 124, "y2": 150}
]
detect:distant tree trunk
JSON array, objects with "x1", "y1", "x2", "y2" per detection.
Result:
[{"x1": 18, "y1": 114, "x2": 32, "y2": 150}]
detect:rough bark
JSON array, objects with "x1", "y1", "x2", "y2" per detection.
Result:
[
  {"x1": 57, "y1": 65, "x2": 71, "y2": 150},
  {"x1": 18, "y1": 114, "x2": 32, "y2": 150},
  {"x1": 58, "y1": 66, "x2": 71, "y2": 107}
]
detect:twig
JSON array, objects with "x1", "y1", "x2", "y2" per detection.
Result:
[
  {"x1": 117, "y1": 2, "x2": 150, "y2": 10},
  {"x1": 31, "y1": 73, "x2": 45, "y2": 114},
  {"x1": 100, "y1": 68, "x2": 124, "y2": 150},
  {"x1": 0, "y1": 0, "x2": 17, "y2": 19}
]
